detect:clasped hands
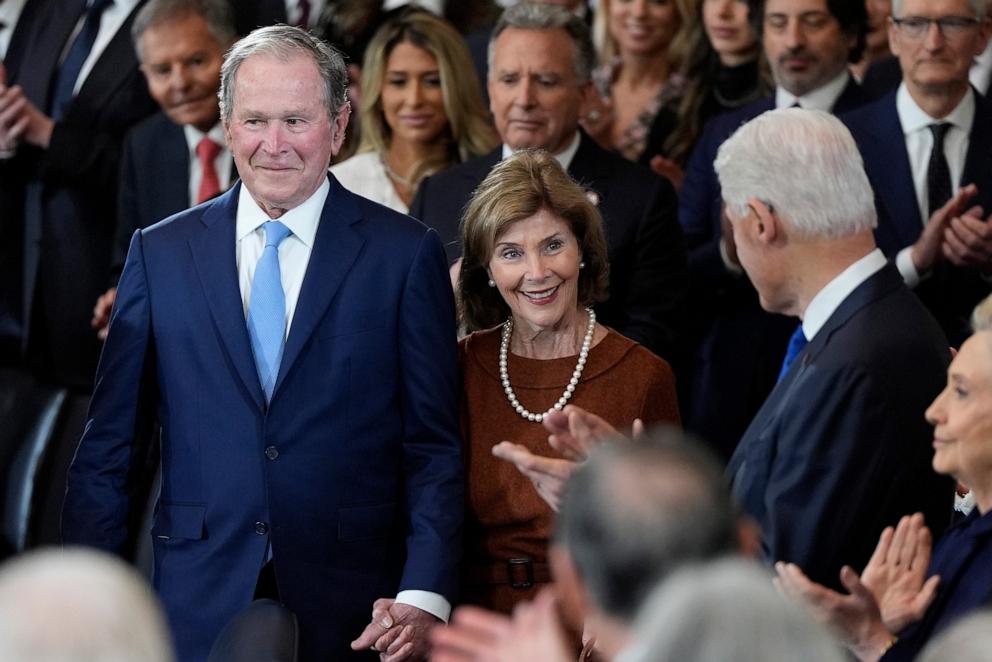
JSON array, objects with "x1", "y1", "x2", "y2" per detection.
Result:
[
  {"x1": 775, "y1": 513, "x2": 939, "y2": 662},
  {"x1": 351, "y1": 599, "x2": 441, "y2": 661},
  {"x1": 913, "y1": 185, "x2": 992, "y2": 273},
  {"x1": 491, "y1": 405, "x2": 642, "y2": 511}
]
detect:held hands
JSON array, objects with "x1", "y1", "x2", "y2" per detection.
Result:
[
  {"x1": 352, "y1": 599, "x2": 440, "y2": 662},
  {"x1": 491, "y1": 405, "x2": 640, "y2": 511},
  {"x1": 774, "y1": 513, "x2": 938, "y2": 662},
  {"x1": 430, "y1": 588, "x2": 573, "y2": 662}
]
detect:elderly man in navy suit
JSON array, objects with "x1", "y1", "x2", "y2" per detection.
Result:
[
  {"x1": 679, "y1": 0, "x2": 871, "y2": 458},
  {"x1": 844, "y1": 0, "x2": 992, "y2": 348},
  {"x1": 92, "y1": 0, "x2": 237, "y2": 339},
  {"x1": 63, "y1": 25, "x2": 463, "y2": 661},
  {"x1": 719, "y1": 108, "x2": 953, "y2": 590}
]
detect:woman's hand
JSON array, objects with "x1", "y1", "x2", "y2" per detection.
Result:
[
  {"x1": 491, "y1": 442, "x2": 576, "y2": 512},
  {"x1": 859, "y1": 513, "x2": 939, "y2": 634}
]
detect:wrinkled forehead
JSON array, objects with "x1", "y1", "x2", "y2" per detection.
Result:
[{"x1": 492, "y1": 27, "x2": 578, "y2": 75}]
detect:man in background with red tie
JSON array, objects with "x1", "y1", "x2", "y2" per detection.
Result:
[{"x1": 92, "y1": 0, "x2": 236, "y2": 338}]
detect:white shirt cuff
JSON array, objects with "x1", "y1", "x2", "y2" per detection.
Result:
[
  {"x1": 395, "y1": 590, "x2": 451, "y2": 623},
  {"x1": 896, "y1": 246, "x2": 922, "y2": 288},
  {"x1": 719, "y1": 237, "x2": 743, "y2": 275}
]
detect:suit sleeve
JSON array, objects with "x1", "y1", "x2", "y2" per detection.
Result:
[
  {"x1": 395, "y1": 228, "x2": 465, "y2": 601},
  {"x1": 759, "y1": 365, "x2": 931, "y2": 588},
  {"x1": 61, "y1": 230, "x2": 158, "y2": 552}
]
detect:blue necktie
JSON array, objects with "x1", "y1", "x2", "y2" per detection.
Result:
[
  {"x1": 777, "y1": 324, "x2": 808, "y2": 382},
  {"x1": 248, "y1": 221, "x2": 292, "y2": 402},
  {"x1": 48, "y1": 0, "x2": 113, "y2": 121}
]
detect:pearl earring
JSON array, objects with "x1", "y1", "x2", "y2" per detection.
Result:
[
  {"x1": 488, "y1": 279, "x2": 496, "y2": 287},
  {"x1": 579, "y1": 261, "x2": 586, "y2": 269}
]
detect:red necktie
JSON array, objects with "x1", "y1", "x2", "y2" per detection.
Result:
[{"x1": 196, "y1": 137, "x2": 222, "y2": 204}]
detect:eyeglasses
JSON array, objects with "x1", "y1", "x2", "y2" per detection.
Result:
[{"x1": 891, "y1": 15, "x2": 980, "y2": 39}]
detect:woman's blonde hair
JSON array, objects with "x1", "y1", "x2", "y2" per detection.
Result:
[
  {"x1": 459, "y1": 151, "x2": 610, "y2": 332},
  {"x1": 358, "y1": 9, "x2": 496, "y2": 186}
]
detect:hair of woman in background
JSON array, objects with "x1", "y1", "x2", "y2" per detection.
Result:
[
  {"x1": 776, "y1": 293, "x2": 992, "y2": 661},
  {"x1": 455, "y1": 149, "x2": 680, "y2": 613},
  {"x1": 582, "y1": 0, "x2": 693, "y2": 162},
  {"x1": 648, "y1": 0, "x2": 770, "y2": 183},
  {"x1": 329, "y1": 8, "x2": 496, "y2": 211}
]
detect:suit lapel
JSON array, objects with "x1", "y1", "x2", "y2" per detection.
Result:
[
  {"x1": 16, "y1": 0, "x2": 85, "y2": 105},
  {"x1": 189, "y1": 184, "x2": 266, "y2": 410},
  {"x1": 962, "y1": 91, "x2": 992, "y2": 203},
  {"x1": 831, "y1": 79, "x2": 868, "y2": 114},
  {"x1": 71, "y1": 1, "x2": 145, "y2": 115},
  {"x1": 162, "y1": 120, "x2": 191, "y2": 210},
  {"x1": 273, "y1": 177, "x2": 366, "y2": 397},
  {"x1": 864, "y1": 97, "x2": 922, "y2": 252}
]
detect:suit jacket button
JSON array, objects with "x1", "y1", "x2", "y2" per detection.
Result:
[
  {"x1": 265, "y1": 445, "x2": 279, "y2": 460},
  {"x1": 255, "y1": 521, "x2": 269, "y2": 535}
]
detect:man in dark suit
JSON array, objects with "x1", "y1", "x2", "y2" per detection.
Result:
[
  {"x1": 411, "y1": 2, "x2": 686, "y2": 366},
  {"x1": 62, "y1": 25, "x2": 463, "y2": 661},
  {"x1": 720, "y1": 108, "x2": 953, "y2": 589},
  {"x1": 844, "y1": 0, "x2": 992, "y2": 348},
  {"x1": 91, "y1": 0, "x2": 237, "y2": 339},
  {"x1": 231, "y1": 0, "x2": 319, "y2": 35},
  {"x1": 0, "y1": 0, "x2": 157, "y2": 387},
  {"x1": 679, "y1": 0, "x2": 870, "y2": 457}
]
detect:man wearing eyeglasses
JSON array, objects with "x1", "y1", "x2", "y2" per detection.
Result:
[
  {"x1": 844, "y1": 0, "x2": 992, "y2": 347},
  {"x1": 678, "y1": 0, "x2": 871, "y2": 460}
]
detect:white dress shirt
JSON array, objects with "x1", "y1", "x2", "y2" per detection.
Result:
[
  {"x1": 66, "y1": 0, "x2": 140, "y2": 95},
  {"x1": 501, "y1": 129, "x2": 581, "y2": 168},
  {"x1": 0, "y1": 0, "x2": 28, "y2": 58},
  {"x1": 285, "y1": 0, "x2": 325, "y2": 28},
  {"x1": 893, "y1": 84, "x2": 974, "y2": 286},
  {"x1": 234, "y1": 177, "x2": 451, "y2": 621},
  {"x1": 329, "y1": 151, "x2": 407, "y2": 213},
  {"x1": 801, "y1": 249, "x2": 887, "y2": 341},
  {"x1": 775, "y1": 70, "x2": 850, "y2": 111},
  {"x1": 183, "y1": 123, "x2": 234, "y2": 206}
]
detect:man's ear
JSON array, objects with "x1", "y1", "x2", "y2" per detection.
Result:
[
  {"x1": 330, "y1": 102, "x2": 351, "y2": 155},
  {"x1": 748, "y1": 196, "x2": 779, "y2": 245}
]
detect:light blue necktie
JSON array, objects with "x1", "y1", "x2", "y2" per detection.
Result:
[
  {"x1": 777, "y1": 324, "x2": 808, "y2": 382},
  {"x1": 248, "y1": 221, "x2": 292, "y2": 402}
]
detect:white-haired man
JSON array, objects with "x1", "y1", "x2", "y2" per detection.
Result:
[{"x1": 719, "y1": 108, "x2": 953, "y2": 590}]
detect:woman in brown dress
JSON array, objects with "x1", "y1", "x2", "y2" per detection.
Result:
[{"x1": 455, "y1": 150, "x2": 681, "y2": 613}]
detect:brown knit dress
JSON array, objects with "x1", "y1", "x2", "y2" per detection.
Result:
[{"x1": 458, "y1": 325, "x2": 681, "y2": 613}]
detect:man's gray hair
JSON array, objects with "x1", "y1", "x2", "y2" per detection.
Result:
[
  {"x1": 0, "y1": 548, "x2": 174, "y2": 662},
  {"x1": 487, "y1": 2, "x2": 596, "y2": 84},
  {"x1": 715, "y1": 108, "x2": 877, "y2": 240},
  {"x1": 219, "y1": 24, "x2": 349, "y2": 125},
  {"x1": 554, "y1": 428, "x2": 738, "y2": 624},
  {"x1": 892, "y1": 0, "x2": 987, "y2": 20},
  {"x1": 132, "y1": 0, "x2": 237, "y2": 62},
  {"x1": 628, "y1": 559, "x2": 846, "y2": 662}
]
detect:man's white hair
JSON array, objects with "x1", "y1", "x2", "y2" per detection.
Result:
[
  {"x1": 0, "y1": 548, "x2": 174, "y2": 662},
  {"x1": 714, "y1": 108, "x2": 877, "y2": 239}
]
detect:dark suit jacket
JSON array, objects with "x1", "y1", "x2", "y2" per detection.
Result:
[
  {"x1": 728, "y1": 264, "x2": 953, "y2": 589},
  {"x1": 678, "y1": 80, "x2": 870, "y2": 457},
  {"x1": 113, "y1": 112, "x2": 236, "y2": 280},
  {"x1": 231, "y1": 0, "x2": 287, "y2": 36},
  {"x1": 62, "y1": 176, "x2": 465, "y2": 661},
  {"x1": 409, "y1": 133, "x2": 688, "y2": 365},
  {"x1": 843, "y1": 90, "x2": 992, "y2": 347},
  {"x1": 0, "y1": 0, "x2": 157, "y2": 386}
]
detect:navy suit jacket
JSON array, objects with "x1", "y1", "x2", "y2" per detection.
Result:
[
  {"x1": 0, "y1": 0, "x2": 157, "y2": 386},
  {"x1": 843, "y1": 90, "x2": 992, "y2": 347},
  {"x1": 62, "y1": 177, "x2": 465, "y2": 661},
  {"x1": 728, "y1": 264, "x2": 953, "y2": 588},
  {"x1": 410, "y1": 133, "x2": 688, "y2": 366},
  {"x1": 678, "y1": 80, "x2": 869, "y2": 457}
]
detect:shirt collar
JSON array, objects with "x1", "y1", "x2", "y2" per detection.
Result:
[
  {"x1": 802, "y1": 248, "x2": 887, "y2": 340},
  {"x1": 776, "y1": 70, "x2": 850, "y2": 111},
  {"x1": 896, "y1": 82, "x2": 975, "y2": 135},
  {"x1": 183, "y1": 122, "x2": 227, "y2": 156},
  {"x1": 235, "y1": 176, "x2": 328, "y2": 248},
  {"x1": 501, "y1": 131, "x2": 582, "y2": 170}
]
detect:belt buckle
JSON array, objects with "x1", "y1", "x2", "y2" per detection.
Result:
[{"x1": 507, "y1": 557, "x2": 534, "y2": 589}]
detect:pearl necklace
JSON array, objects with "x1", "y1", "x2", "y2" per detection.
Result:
[{"x1": 499, "y1": 307, "x2": 596, "y2": 423}]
